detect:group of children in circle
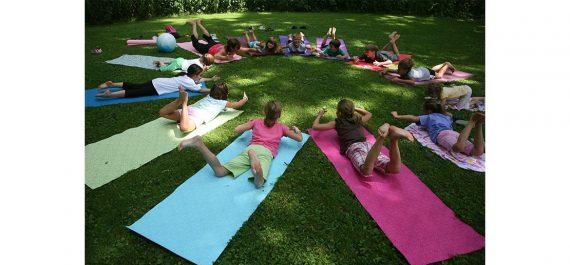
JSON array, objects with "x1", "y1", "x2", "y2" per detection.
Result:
[{"x1": 95, "y1": 19, "x2": 485, "y2": 188}]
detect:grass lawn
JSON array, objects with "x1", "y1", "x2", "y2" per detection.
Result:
[{"x1": 86, "y1": 12, "x2": 485, "y2": 264}]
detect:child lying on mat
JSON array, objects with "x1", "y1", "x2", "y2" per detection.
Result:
[
  {"x1": 316, "y1": 27, "x2": 349, "y2": 60},
  {"x1": 353, "y1": 31, "x2": 401, "y2": 67},
  {"x1": 96, "y1": 64, "x2": 211, "y2": 98},
  {"x1": 178, "y1": 100, "x2": 303, "y2": 187},
  {"x1": 312, "y1": 99, "x2": 413, "y2": 176},
  {"x1": 391, "y1": 99, "x2": 485, "y2": 157},
  {"x1": 426, "y1": 84, "x2": 485, "y2": 111},
  {"x1": 159, "y1": 83, "x2": 248, "y2": 133},
  {"x1": 154, "y1": 54, "x2": 215, "y2": 73},
  {"x1": 187, "y1": 19, "x2": 249, "y2": 62},
  {"x1": 284, "y1": 32, "x2": 312, "y2": 54},
  {"x1": 383, "y1": 58, "x2": 457, "y2": 85},
  {"x1": 242, "y1": 29, "x2": 281, "y2": 55}
]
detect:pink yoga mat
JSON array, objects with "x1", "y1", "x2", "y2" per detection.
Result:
[
  {"x1": 126, "y1": 38, "x2": 157, "y2": 46},
  {"x1": 384, "y1": 70, "x2": 473, "y2": 85},
  {"x1": 308, "y1": 128, "x2": 484, "y2": 265},
  {"x1": 347, "y1": 54, "x2": 413, "y2": 72},
  {"x1": 177, "y1": 41, "x2": 243, "y2": 64},
  {"x1": 316, "y1": 37, "x2": 350, "y2": 59}
]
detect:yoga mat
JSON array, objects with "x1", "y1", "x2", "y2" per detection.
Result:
[
  {"x1": 85, "y1": 82, "x2": 205, "y2": 107},
  {"x1": 105, "y1": 54, "x2": 180, "y2": 71},
  {"x1": 405, "y1": 123, "x2": 485, "y2": 172},
  {"x1": 279, "y1": 35, "x2": 313, "y2": 56},
  {"x1": 126, "y1": 37, "x2": 157, "y2": 46},
  {"x1": 384, "y1": 70, "x2": 473, "y2": 85},
  {"x1": 315, "y1": 37, "x2": 350, "y2": 60},
  {"x1": 447, "y1": 98, "x2": 486, "y2": 112},
  {"x1": 347, "y1": 53, "x2": 412, "y2": 72},
  {"x1": 308, "y1": 128, "x2": 485, "y2": 265},
  {"x1": 177, "y1": 41, "x2": 243, "y2": 64},
  {"x1": 225, "y1": 36, "x2": 279, "y2": 57},
  {"x1": 128, "y1": 130, "x2": 309, "y2": 264},
  {"x1": 85, "y1": 101, "x2": 243, "y2": 189}
]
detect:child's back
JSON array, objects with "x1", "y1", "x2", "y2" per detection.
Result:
[
  {"x1": 335, "y1": 117, "x2": 366, "y2": 154},
  {"x1": 250, "y1": 118, "x2": 289, "y2": 157}
]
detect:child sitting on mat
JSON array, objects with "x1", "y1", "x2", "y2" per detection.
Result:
[
  {"x1": 178, "y1": 100, "x2": 303, "y2": 187},
  {"x1": 159, "y1": 83, "x2": 248, "y2": 133},
  {"x1": 96, "y1": 64, "x2": 210, "y2": 98},
  {"x1": 284, "y1": 32, "x2": 312, "y2": 54},
  {"x1": 391, "y1": 99, "x2": 485, "y2": 156},
  {"x1": 187, "y1": 19, "x2": 249, "y2": 61},
  {"x1": 312, "y1": 99, "x2": 413, "y2": 176},
  {"x1": 154, "y1": 54, "x2": 215, "y2": 73},
  {"x1": 316, "y1": 27, "x2": 349, "y2": 60},
  {"x1": 353, "y1": 31, "x2": 401, "y2": 67},
  {"x1": 242, "y1": 30, "x2": 280, "y2": 55},
  {"x1": 426, "y1": 83, "x2": 485, "y2": 111},
  {"x1": 383, "y1": 58, "x2": 457, "y2": 85}
]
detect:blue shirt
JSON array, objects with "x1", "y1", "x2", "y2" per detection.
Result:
[{"x1": 417, "y1": 113, "x2": 453, "y2": 143}]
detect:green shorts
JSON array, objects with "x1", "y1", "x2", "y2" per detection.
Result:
[
  {"x1": 159, "y1": 57, "x2": 184, "y2": 72},
  {"x1": 223, "y1": 145, "x2": 273, "y2": 180}
]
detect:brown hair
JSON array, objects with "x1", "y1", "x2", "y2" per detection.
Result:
[
  {"x1": 263, "y1": 100, "x2": 282, "y2": 127},
  {"x1": 336, "y1": 99, "x2": 362, "y2": 125},
  {"x1": 265, "y1": 38, "x2": 278, "y2": 54},
  {"x1": 423, "y1": 99, "x2": 444, "y2": 114},
  {"x1": 203, "y1": 54, "x2": 215, "y2": 66},
  {"x1": 364, "y1": 44, "x2": 379, "y2": 52},
  {"x1": 177, "y1": 64, "x2": 203, "y2": 77},
  {"x1": 329, "y1": 39, "x2": 341, "y2": 49},
  {"x1": 426, "y1": 83, "x2": 443, "y2": 99},
  {"x1": 225, "y1": 38, "x2": 241, "y2": 54},
  {"x1": 397, "y1": 58, "x2": 414, "y2": 76},
  {"x1": 209, "y1": 83, "x2": 229, "y2": 100}
]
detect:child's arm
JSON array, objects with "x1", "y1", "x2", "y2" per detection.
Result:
[
  {"x1": 391, "y1": 111, "x2": 420, "y2": 123},
  {"x1": 199, "y1": 75, "x2": 220, "y2": 82},
  {"x1": 283, "y1": 126, "x2": 303, "y2": 142},
  {"x1": 391, "y1": 77, "x2": 416, "y2": 85},
  {"x1": 225, "y1": 92, "x2": 248, "y2": 109},
  {"x1": 312, "y1": 109, "x2": 337, "y2": 130},
  {"x1": 354, "y1": 107, "x2": 372, "y2": 123},
  {"x1": 440, "y1": 97, "x2": 448, "y2": 110},
  {"x1": 198, "y1": 88, "x2": 210, "y2": 94},
  {"x1": 234, "y1": 120, "x2": 254, "y2": 135}
]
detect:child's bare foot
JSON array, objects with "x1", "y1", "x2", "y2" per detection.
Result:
[
  {"x1": 445, "y1": 62, "x2": 456, "y2": 72},
  {"x1": 326, "y1": 27, "x2": 332, "y2": 36},
  {"x1": 178, "y1": 136, "x2": 204, "y2": 151},
  {"x1": 98, "y1": 81, "x2": 113, "y2": 89},
  {"x1": 196, "y1": 19, "x2": 203, "y2": 25},
  {"x1": 332, "y1": 27, "x2": 337, "y2": 35},
  {"x1": 248, "y1": 150, "x2": 264, "y2": 188},
  {"x1": 389, "y1": 125, "x2": 414, "y2": 142},
  {"x1": 389, "y1": 31, "x2": 397, "y2": 39},
  {"x1": 378, "y1": 123, "x2": 390, "y2": 138},
  {"x1": 95, "y1": 89, "x2": 112, "y2": 98}
]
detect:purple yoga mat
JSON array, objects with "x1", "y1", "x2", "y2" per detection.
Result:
[
  {"x1": 308, "y1": 128, "x2": 485, "y2": 265},
  {"x1": 384, "y1": 70, "x2": 473, "y2": 85},
  {"x1": 315, "y1": 37, "x2": 350, "y2": 59},
  {"x1": 278, "y1": 35, "x2": 313, "y2": 56}
]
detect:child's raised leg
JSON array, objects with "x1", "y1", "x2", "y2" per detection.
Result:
[
  {"x1": 452, "y1": 112, "x2": 483, "y2": 155},
  {"x1": 98, "y1": 81, "x2": 122, "y2": 89},
  {"x1": 196, "y1": 19, "x2": 211, "y2": 37},
  {"x1": 243, "y1": 31, "x2": 251, "y2": 43},
  {"x1": 247, "y1": 149, "x2": 264, "y2": 188},
  {"x1": 432, "y1": 62, "x2": 456, "y2": 78},
  {"x1": 177, "y1": 88, "x2": 197, "y2": 133},
  {"x1": 158, "y1": 88, "x2": 185, "y2": 121},
  {"x1": 384, "y1": 125, "x2": 414, "y2": 174},
  {"x1": 361, "y1": 123, "x2": 390, "y2": 176},
  {"x1": 321, "y1": 28, "x2": 331, "y2": 50},
  {"x1": 178, "y1": 136, "x2": 230, "y2": 177},
  {"x1": 250, "y1": 29, "x2": 257, "y2": 41},
  {"x1": 471, "y1": 113, "x2": 485, "y2": 156},
  {"x1": 331, "y1": 26, "x2": 337, "y2": 40},
  {"x1": 189, "y1": 20, "x2": 199, "y2": 39}
]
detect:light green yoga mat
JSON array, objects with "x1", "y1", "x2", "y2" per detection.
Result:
[{"x1": 85, "y1": 107, "x2": 243, "y2": 189}]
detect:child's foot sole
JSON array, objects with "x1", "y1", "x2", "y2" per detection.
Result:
[{"x1": 389, "y1": 125, "x2": 414, "y2": 142}]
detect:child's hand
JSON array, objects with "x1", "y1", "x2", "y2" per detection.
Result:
[
  {"x1": 242, "y1": 92, "x2": 248, "y2": 102},
  {"x1": 352, "y1": 56, "x2": 359, "y2": 62},
  {"x1": 372, "y1": 61, "x2": 381, "y2": 66},
  {"x1": 212, "y1": 75, "x2": 220, "y2": 81},
  {"x1": 391, "y1": 111, "x2": 399, "y2": 119},
  {"x1": 292, "y1": 126, "x2": 301, "y2": 134},
  {"x1": 317, "y1": 108, "x2": 327, "y2": 117}
]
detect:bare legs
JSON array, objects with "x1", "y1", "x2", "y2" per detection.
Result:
[
  {"x1": 321, "y1": 27, "x2": 333, "y2": 50},
  {"x1": 432, "y1": 62, "x2": 456, "y2": 79},
  {"x1": 452, "y1": 112, "x2": 485, "y2": 156},
  {"x1": 178, "y1": 136, "x2": 230, "y2": 177},
  {"x1": 95, "y1": 81, "x2": 125, "y2": 98},
  {"x1": 196, "y1": 19, "x2": 210, "y2": 37},
  {"x1": 382, "y1": 32, "x2": 400, "y2": 54},
  {"x1": 158, "y1": 87, "x2": 197, "y2": 133},
  {"x1": 361, "y1": 123, "x2": 414, "y2": 176},
  {"x1": 248, "y1": 150, "x2": 264, "y2": 187}
]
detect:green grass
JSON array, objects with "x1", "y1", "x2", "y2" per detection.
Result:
[{"x1": 86, "y1": 12, "x2": 484, "y2": 264}]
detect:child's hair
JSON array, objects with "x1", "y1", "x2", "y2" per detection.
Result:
[
  {"x1": 209, "y1": 83, "x2": 229, "y2": 100},
  {"x1": 177, "y1": 64, "x2": 203, "y2": 77},
  {"x1": 226, "y1": 38, "x2": 241, "y2": 54},
  {"x1": 263, "y1": 100, "x2": 282, "y2": 127},
  {"x1": 397, "y1": 58, "x2": 414, "y2": 76},
  {"x1": 423, "y1": 99, "x2": 444, "y2": 114},
  {"x1": 364, "y1": 44, "x2": 379, "y2": 52},
  {"x1": 265, "y1": 39, "x2": 278, "y2": 53},
  {"x1": 336, "y1": 99, "x2": 362, "y2": 125},
  {"x1": 426, "y1": 84, "x2": 443, "y2": 99},
  {"x1": 203, "y1": 54, "x2": 215, "y2": 66},
  {"x1": 329, "y1": 39, "x2": 341, "y2": 49}
]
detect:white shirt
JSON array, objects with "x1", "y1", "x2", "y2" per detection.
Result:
[
  {"x1": 181, "y1": 58, "x2": 204, "y2": 72},
  {"x1": 189, "y1": 95, "x2": 228, "y2": 123},
  {"x1": 151, "y1": 76, "x2": 202, "y2": 95},
  {"x1": 407, "y1": 67, "x2": 432, "y2": 81}
]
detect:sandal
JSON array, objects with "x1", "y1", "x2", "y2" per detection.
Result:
[{"x1": 91, "y1": 47, "x2": 102, "y2": 55}]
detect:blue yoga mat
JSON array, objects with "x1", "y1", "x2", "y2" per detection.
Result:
[
  {"x1": 128, "y1": 130, "x2": 309, "y2": 264},
  {"x1": 85, "y1": 81, "x2": 206, "y2": 107}
]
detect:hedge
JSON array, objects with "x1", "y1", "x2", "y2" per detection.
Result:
[{"x1": 86, "y1": 0, "x2": 484, "y2": 25}]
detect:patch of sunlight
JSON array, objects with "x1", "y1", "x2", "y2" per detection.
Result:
[
  {"x1": 378, "y1": 85, "x2": 418, "y2": 100},
  {"x1": 297, "y1": 246, "x2": 333, "y2": 264},
  {"x1": 345, "y1": 18, "x2": 356, "y2": 22},
  {"x1": 259, "y1": 227, "x2": 287, "y2": 246},
  {"x1": 454, "y1": 79, "x2": 480, "y2": 86}
]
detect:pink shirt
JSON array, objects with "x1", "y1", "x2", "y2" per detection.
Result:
[{"x1": 249, "y1": 118, "x2": 289, "y2": 157}]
